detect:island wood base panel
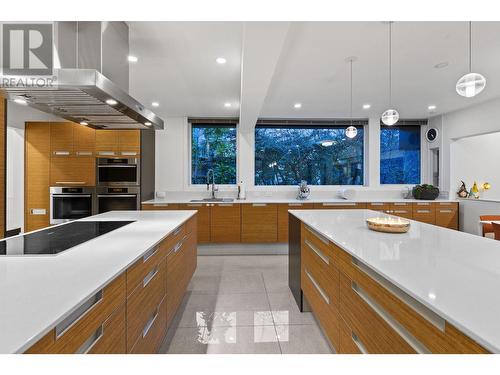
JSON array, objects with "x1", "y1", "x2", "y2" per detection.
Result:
[
  {"x1": 24, "y1": 215, "x2": 197, "y2": 354},
  {"x1": 292, "y1": 217, "x2": 488, "y2": 354}
]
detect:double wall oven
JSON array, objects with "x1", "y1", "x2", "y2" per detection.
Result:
[{"x1": 96, "y1": 157, "x2": 141, "y2": 213}]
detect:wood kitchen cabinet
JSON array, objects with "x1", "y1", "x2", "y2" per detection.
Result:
[
  {"x1": 412, "y1": 202, "x2": 436, "y2": 224},
  {"x1": 74, "y1": 124, "x2": 96, "y2": 155},
  {"x1": 50, "y1": 156, "x2": 95, "y2": 187},
  {"x1": 211, "y1": 203, "x2": 241, "y2": 243},
  {"x1": 178, "y1": 203, "x2": 211, "y2": 243},
  {"x1": 25, "y1": 215, "x2": 198, "y2": 354},
  {"x1": 435, "y1": 202, "x2": 458, "y2": 230},
  {"x1": 50, "y1": 122, "x2": 74, "y2": 155},
  {"x1": 241, "y1": 203, "x2": 278, "y2": 243},
  {"x1": 278, "y1": 203, "x2": 313, "y2": 242},
  {"x1": 96, "y1": 129, "x2": 141, "y2": 156},
  {"x1": 25, "y1": 122, "x2": 51, "y2": 232}
]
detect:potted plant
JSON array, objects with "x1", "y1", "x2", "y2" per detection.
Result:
[{"x1": 412, "y1": 184, "x2": 440, "y2": 200}]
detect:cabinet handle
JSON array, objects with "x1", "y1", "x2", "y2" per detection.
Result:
[
  {"x1": 323, "y1": 202, "x2": 356, "y2": 206},
  {"x1": 393, "y1": 210, "x2": 408, "y2": 214},
  {"x1": 304, "y1": 239, "x2": 329, "y2": 265},
  {"x1": 305, "y1": 269, "x2": 329, "y2": 305},
  {"x1": 187, "y1": 203, "x2": 202, "y2": 207},
  {"x1": 393, "y1": 202, "x2": 409, "y2": 206},
  {"x1": 55, "y1": 290, "x2": 103, "y2": 338},
  {"x1": 218, "y1": 203, "x2": 234, "y2": 207},
  {"x1": 252, "y1": 203, "x2": 267, "y2": 207},
  {"x1": 76, "y1": 151, "x2": 92, "y2": 156},
  {"x1": 76, "y1": 324, "x2": 104, "y2": 354},
  {"x1": 416, "y1": 202, "x2": 431, "y2": 206},
  {"x1": 55, "y1": 181, "x2": 86, "y2": 185},
  {"x1": 143, "y1": 247, "x2": 158, "y2": 262},
  {"x1": 142, "y1": 308, "x2": 159, "y2": 338},
  {"x1": 306, "y1": 226, "x2": 329, "y2": 245},
  {"x1": 385, "y1": 210, "x2": 394, "y2": 213},
  {"x1": 351, "y1": 281, "x2": 430, "y2": 354},
  {"x1": 173, "y1": 237, "x2": 187, "y2": 253},
  {"x1": 173, "y1": 226, "x2": 183, "y2": 236},
  {"x1": 369, "y1": 203, "x2": 384, "y2": 206},
  {"x1": 351, "y1": 332, "x2": 368, "y2": 354},
  {"x1": 121, "y1": 151, "x2": 138, "y2": 156},
  {"x1": 416, "y1": 210, "x2": 431, "y2": 214},
  {"x1": 143, "y1": 266, "x2": 159, "y2": 287},
  {"x1": 53, "y1": 151, "x2": 71, "y2": 156},
  {"x1": 30, "y1": 208, "x2": 47, "y2": 215},
  {"x1": 439, "y1": 210, "x2": 453, "y2": 213},
  {"x1": 98, "y1": 151, "x2": 116, "y2": 156},
  {"x1": 288, "y1": 203, "x2": 303, "y2": 207}
]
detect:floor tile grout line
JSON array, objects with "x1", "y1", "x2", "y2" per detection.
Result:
[{"x1": 260, "y1": 271, "x2": 283, "y2": 355}]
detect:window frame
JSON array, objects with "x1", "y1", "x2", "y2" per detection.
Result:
[
  {"x1": 253, "y1": 122, "x2": 367, "y2": 187},
  {"x1": 188, "y1": 121, "x2": 239, "y2": 188},
  {"x1": 379, "y1": 124, "x2": 423, "y2": 186}
]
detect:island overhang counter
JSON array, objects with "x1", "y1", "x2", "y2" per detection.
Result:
[{"x1": 288, "y1": 209, "x2": 499, "y2": 354}]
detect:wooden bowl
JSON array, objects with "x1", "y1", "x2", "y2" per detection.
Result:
[{"x1": 366, "y1": 217, "x2": 410, "y2": 233}]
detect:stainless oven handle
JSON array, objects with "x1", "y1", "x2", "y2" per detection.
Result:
[
  {"x1": 97, "y1": 165, "x2": 137, "y2": 168},
  {"x1": 52, "y1": 194, "x2": 92, "y2": 198},
  {"x1": 97, "y1": 194, "x2": 137, "y2": 198}
]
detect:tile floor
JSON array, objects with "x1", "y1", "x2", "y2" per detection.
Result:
[{"x1": 159, "y1": 255, "x2": 333, "y2": 354}]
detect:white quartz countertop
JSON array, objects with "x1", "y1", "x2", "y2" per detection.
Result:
[
  {"x1": 142, "y1": 197, "x2": 457, "y2": 204},
  {"x1": 289, "y1": 209, "x2": 500, "y2": 353},
  {"x1": 0, "y1": 210, "x2": 196, "y2": 354}
]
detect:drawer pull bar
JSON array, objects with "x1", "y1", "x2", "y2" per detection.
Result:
[
  {"x1": 305, "y1": 226, "x2": 330, "y2": 245},
  {"x1": 393, "y1": 203, "x2": 409, "y2": 206},
  {"x1": 304, "y1": 239, "x2": 329, "y2": 265},
  {"x1": 187, "y1": 204, "x2": 202, "y2": 207},
  {"x1": 173, "y1": 226, "x2": 183, "y2": 236},
  {"x1": 55, "y1": 290, "x2": 103, "y2": 338},
  {"x1": 142, "y1": 308, "x2": 159, "y2": 338},
  {"x1": 143, "y1": 266, "x2": 159, "y2": 287},
  {"x1": 439, "y1": 210, "x2": 453, "y2": 213},
  {"x1": 393, "y1": 210, "x2": 408, "y2": 214},
  {"x1": 370, "y1": 203, "x2": 384, "y2": 206},
  {"x1": 416, "y1": 203, "x2": 431, "y2": 206},
  {"x1": 288, "y1": 203, "x2": 303, "y2": 207},
  {"x1": 143, "y1": 247, "x2": 158, "y2": 262},
  {"x1": 53, "y1": 151, "x2": 71, "y2": 156},
  {"x1": 351, "y1": 281, "x2": 430, "y2": 354},
  {"x1": 76, "y1": 151, "x2": 93, "y2": 156},
  {"x1": 416, "y1": 210, "x2": 431, "y2": 214},
  {"x1": 323, "y1": 202, "x2": 356, "y2": 206},
  {"x1": 351, "y1": 332, "x2": 368, "y2": 354},
  {"x1": 218, "y1": 203, "x2": 234, "y2": 207},
  {"x1": 173, "y1": 236, "x2": 187, "y2": 253},
  {"x1": 351, "y1": 257, "x2": 445, "y2": 332},
  {"x1": 252, "y1": 203, "x2": 267, "y2": 207},
  {"x1": 305, "y1": 269, "x2": 330, "y2": 305},
  {"x1": 77, "y1": 324, "x2": 104, "y2": 354}
]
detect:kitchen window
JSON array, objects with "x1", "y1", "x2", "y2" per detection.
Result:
[
  {"x1": 190, "y1": 122, "x2": 237, "y2": 185},
  {"x1": 254, "y1": 121, "x2": 365, "y2": 186},
  {"x1": 380, "y1": 124, "x2": 421, "y2": 184}
]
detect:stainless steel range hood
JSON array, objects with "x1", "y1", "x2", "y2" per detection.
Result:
[{"x1": 0, "y1": 22, "x2": 164, "y2": 130}]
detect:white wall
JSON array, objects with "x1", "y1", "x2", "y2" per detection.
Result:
[{"x1": 155, "y1": 115, "x2": 429, "y2": 200}]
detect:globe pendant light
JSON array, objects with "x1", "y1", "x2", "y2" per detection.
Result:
[
  {"x1": 381, "y1": 22, "x2": 399, "y2": 126},
  {"x1": 456, "y1": 22, "x2": 486, "y2": 98},
  {"x1": 345, "y1": 56, "x2": 358, "y2": 139}
]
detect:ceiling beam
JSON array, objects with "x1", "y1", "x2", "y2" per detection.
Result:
[{"x1": 239, "y1": 22, "x2": 290, "y2": 132}]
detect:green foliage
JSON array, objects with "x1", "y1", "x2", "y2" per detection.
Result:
[
  {"x1": 191, "y1": 126, "x2": 236, "y2": 184},
  {"x1": 255, "y1": 127, "x2": 364, "y2": 185}
]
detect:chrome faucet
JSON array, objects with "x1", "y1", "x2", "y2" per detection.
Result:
[{"x1": 206, "y1": 169, "x2": 218, "y2": 199}]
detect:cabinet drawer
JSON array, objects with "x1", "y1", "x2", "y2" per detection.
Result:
[
  {"x1": 301, "y1": 266, "x2": 340, "y2": 350},
  {"x1": 302, "y1": 224, "x2": 335, "y2": 262},
  {"x1": 314, "y1": 202, "x2": 366, "y2": 209},
  {"x1": 87, "y1": 304, "x2": 126, "y2": 354},
  {"x1": 412, "y1": 204, "x2": 436, "y2": 224},
  {"x1": 130, "y1": 295, "x2": 168, "y2": 354},
  {"x1": 241, "y1": 203, "x2": 278, "y2": 242},
  {"x1": 211, "y1": 203, "x2": 241, "y2": 243},
  {"x1": 26, "y1": 273, "x2": 126, "y2": 353},
  {"x1": 127, "y1": 258, "x2": 166, "y2": 352},
  {"x1": 127, "y1": 243, "x2": 166, "y2": 295},
  {"x1": 366, "y1": 202, "x2": 391, "y2": 211},
  {"x1": 436, "y1": 209, "x2": 458, "y2": 230},
  {"x1": 161, "y1": 224, "x2": 186, "y2": 255},
  {"x1": 389, "y1": 208, "x2": 413, "y2": 219},
  {"x1": 339, "y1": 273, "x2": 416, "y2": 354}
]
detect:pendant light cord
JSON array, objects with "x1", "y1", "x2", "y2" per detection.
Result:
[
  {"x1": 469, "y1": 21, "x2": 472, "y2": 72},
  {"x1": 389, "y1": 22, "x2": 392, "y2": 106}
]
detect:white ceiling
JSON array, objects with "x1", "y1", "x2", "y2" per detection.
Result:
[{"x1": 129, "y1": 21, "x2": 500, "y2": 121}]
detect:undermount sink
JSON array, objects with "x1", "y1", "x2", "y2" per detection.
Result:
[{"x1": 189, "y1": 198, "x2": 234, "y2": 203}]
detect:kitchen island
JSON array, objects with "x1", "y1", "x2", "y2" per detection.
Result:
[
  {"x1": 288, "y1": 209, "x2": 499, "y2": 353},
  {"x1": 0, "y1": 210, "x2": 197, "y2": 354}
]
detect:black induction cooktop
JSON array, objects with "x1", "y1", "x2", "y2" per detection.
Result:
[{"x1": 0, "y1": 221, "x2": 135, "y2": 256}]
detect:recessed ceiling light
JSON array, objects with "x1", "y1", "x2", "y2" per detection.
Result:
[
  {"x1": 428, "y1": 105, "x2": 437, "y2": 111},
  {"x1": 362, "y1": 104, "x2": 371, "y2": 109},
  {"x1": 224, "y1": 102, "x2": 232, "y2": 108},
  {"x1": 80, "y1": 121, "x2": 88, "y2": 126},
  {"x1": 106, "y1": 99, "x2": 118, "y2": 105},
  {"x1": 127, "y1": 55, "x2": 138, "y2": 63},
  {"x1": 144, "y1": 122, "x2": 152, "y2": 126},
  {"x1": 151, "y1": 102, "x2": 159, "y2": 108},
  {"x1": 216, "y1": 57, "x2": 227, "y2": 64},
  {"x1": 294, "y1": 103, "x2": 302, "y2": 109},
  {"x1": 14, "y1": 98, "x2": 27, "y2": 105},
  {"x1": 434, "y1": 61, "x2": 448, "y2": 69}
]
